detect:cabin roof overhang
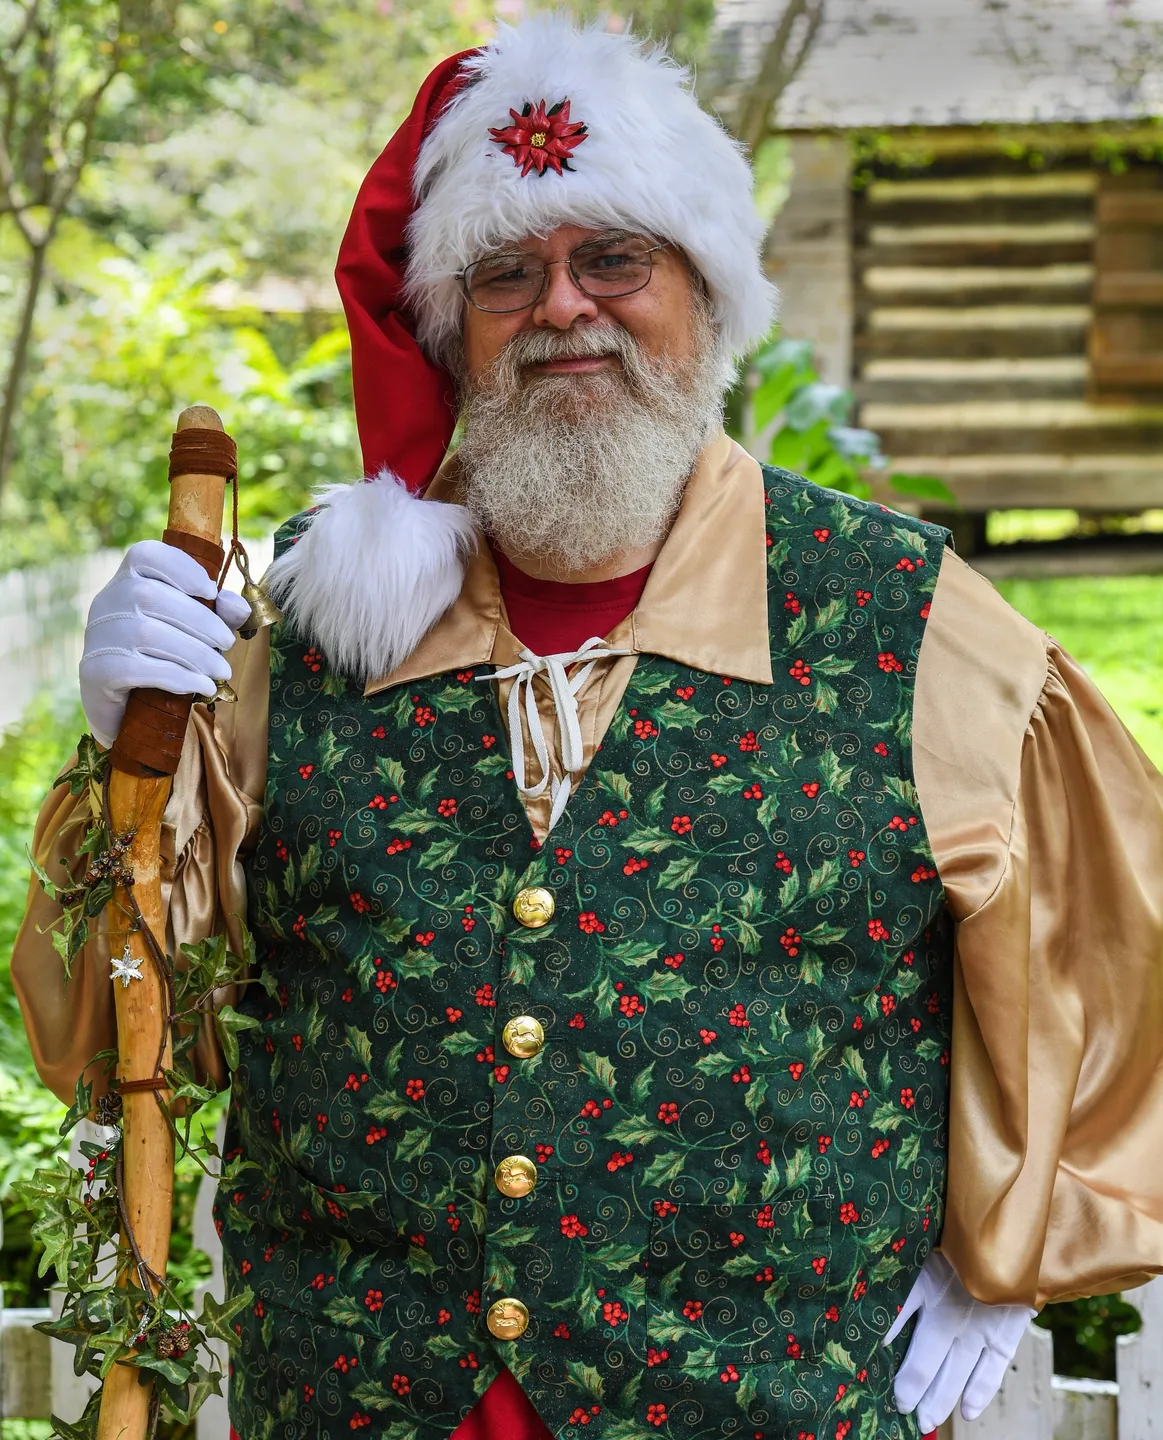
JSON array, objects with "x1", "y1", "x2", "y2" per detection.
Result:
[{"x1": 778, "y1": 121, "x2": 1163, "y2": 160}]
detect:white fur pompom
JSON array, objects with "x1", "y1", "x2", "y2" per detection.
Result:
[{"x1": 264, "y1": 469, "x2": 478, "y2": 684}]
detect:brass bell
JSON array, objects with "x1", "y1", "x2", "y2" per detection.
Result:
[
  {"x1": 209, "y1": 678, "x2": 238, "y2": 706},
  {"x1": 239, "y1": 578, "x2": 282, "y2": 639},
  {"x1": 235, "y1": 545, "x2": 282, "y2": 640}
]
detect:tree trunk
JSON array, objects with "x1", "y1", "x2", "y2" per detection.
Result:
[{"x1": 0, "y1": 234, "x2": 48, "y2": 503}]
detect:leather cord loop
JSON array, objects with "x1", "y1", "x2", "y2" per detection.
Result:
[
  {"x1": 168, "y1": 427, "x2": 237, "y2": 482},
  {"x1": 116, "y1": 1076, "x2": 169, "y2": 1094}
]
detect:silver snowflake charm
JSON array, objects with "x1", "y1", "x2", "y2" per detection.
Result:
[{"x1": 110, "y1": 941, "x2": 144, "y2": 989}]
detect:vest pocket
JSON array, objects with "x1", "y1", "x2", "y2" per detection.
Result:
[
  {"x1": 645, "y1": 1195, "x2": 838, "y2": 1369},
  {"x1": 256, "y1": 1158, "x2": 403, "y2": 1250}
]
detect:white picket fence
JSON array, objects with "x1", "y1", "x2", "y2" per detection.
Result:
[
  {"x1": 0, "y1": 538, "x2": 275, "y2": 733},
  {"x1": 0, "y1": 1121, "x2": 1158, "y2": 1437}
]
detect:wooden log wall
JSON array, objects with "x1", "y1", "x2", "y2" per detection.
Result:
[{"x1": 853, "y1": 157, "x2": 1163, "y2": 516}]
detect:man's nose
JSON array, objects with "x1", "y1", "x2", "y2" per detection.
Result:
[{"x1": 531, "y1": 258, "x2": 600, "y2": 330}]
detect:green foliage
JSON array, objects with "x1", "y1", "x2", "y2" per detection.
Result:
[
  {"x1": 10, "y1": 824, "x2": 255, "y2": 1436},
  {"x1": 1037, "y1": 1294, "x2": 1142, "y2": 1381},
  {"x1": 0, "y1": 691, "x2": 254, "y2": 1429},
  {"x1": 1, "y1": 0, "x2": 502, "y2": 569},
  {"x1": 996, "y1": 575, "x2": 1163, "y2": 770},
  {"x1": 2, "y1": 241, "x2": 361, "y2": 566},
  {"x1": 728, "y1": 335, "x2": 955, "y2": 505}
]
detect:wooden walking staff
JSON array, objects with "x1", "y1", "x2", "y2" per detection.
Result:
[{"x1": 98, "y1": 404, "x2": 236, "y2": 1440}]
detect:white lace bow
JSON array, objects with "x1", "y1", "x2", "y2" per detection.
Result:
[{"x1": 478, "y1": 637, "x2": 630, "y2": 833}]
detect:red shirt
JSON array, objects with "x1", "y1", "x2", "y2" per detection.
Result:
[{"x1": 492, "y1": 547, "x2": 653, "y2": 655}]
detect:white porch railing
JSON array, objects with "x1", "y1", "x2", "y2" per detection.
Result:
[{"x1": 1, "y1": 1123, "x2": 1157, "y2": 1438}]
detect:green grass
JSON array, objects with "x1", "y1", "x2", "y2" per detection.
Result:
[
  {"x1": 994, "y1": 575, "x2": 1163, "y2": 770},
  {"x1": 988, "y1": 508, "x2": 1163, "y2": 545}
]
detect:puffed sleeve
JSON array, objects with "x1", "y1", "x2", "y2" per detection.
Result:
[
  {"x1": 11, "y1": 629, "x2": 270, "y2": 1104},
  {"x1": 914, "y1": 553, "x2": 1163, "y2": 1307}
]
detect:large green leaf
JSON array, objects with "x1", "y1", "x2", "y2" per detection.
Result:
[
  {"x1": 641, "y1": 1149, "x2": 686, "y2": 1186},
  {"x1": 198, "y1": 1289, "x2": 254, "y2": 1345},
  {"x1": 578, "y1": 1050, "x2": 617, "y2": 1094},
  {"x1": 566, "y1": 1360, "x2": 605, "y2": 1399}
]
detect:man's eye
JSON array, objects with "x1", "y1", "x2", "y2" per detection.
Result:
[
  {"x1": 581, "y1": 250, "x2": 635, "y2": 272},
  {"x1": 477, "y1": 263, "x2": 533, "y2": 287}
]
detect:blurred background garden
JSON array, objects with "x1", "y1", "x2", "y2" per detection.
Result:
[{"x1": 2, "y1": 0, "x2": 1163, "y2": 1419}]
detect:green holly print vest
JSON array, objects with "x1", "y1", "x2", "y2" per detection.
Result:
[{"x1": 217, "y1": 467, "x2": 953, "y2": 1440}]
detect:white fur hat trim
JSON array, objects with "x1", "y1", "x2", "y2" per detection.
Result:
[
  {"x1": 264, "y1": 471, "x2": 478, "y2": 684},
  {"x1": 405, "y1": 16, "x2": 778, "y2": 360}
]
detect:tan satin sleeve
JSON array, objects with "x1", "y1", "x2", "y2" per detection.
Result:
[
  {"x1": 915, "y1": 553, "x2": 1163, "y2": 1306},
  {"x1": 11, "y1": 630, "x2": 271, "y2": 1103}
]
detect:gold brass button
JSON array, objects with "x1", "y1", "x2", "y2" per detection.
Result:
[
  {"x1": 486, "y1": 1296, "x2": 530, "y2": 1340},
  {"x1": 494, "y1": 1154, "x2": 538, "y2": 1198},
  {"x1": 502, "y1": 1015, "x2": 545, "y2": 1059},
  {"x1": 513, "y1": 886, "x2": 554, "y2": 928}
]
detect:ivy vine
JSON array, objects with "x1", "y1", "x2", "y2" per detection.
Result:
[{"x1": 17, "y1": 734, "x2": 268, "y2": 1439}]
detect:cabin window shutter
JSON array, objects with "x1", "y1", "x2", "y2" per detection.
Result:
[{"x1": 1089, "y1": 168, "x2": 1163, "y2": 404}]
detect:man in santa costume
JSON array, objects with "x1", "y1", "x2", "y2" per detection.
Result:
[{"x1": 15, "y1": 15, "x2": 1163, "y2": 1440}]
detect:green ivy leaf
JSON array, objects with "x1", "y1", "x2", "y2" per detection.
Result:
[
  {"x1": 165, "y1": 1364, "x2": 225, "y2": 1423},
  {"x1": 60, "y1": 1073, "x2": 94, "y2": 1136},
  {"x1": 197, "y1": 1288, "x2": 253, "y2": 1345},
  {"x1": 48, "y1": 1389, "x2": 103, "y2": 1440},
  {"x1": 213, "y1": 1005, "x2": 261, "y2": 1071}
]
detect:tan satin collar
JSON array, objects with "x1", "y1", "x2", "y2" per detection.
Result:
[{"x1": 363, "y1": 431, "x2": 773, "y2": 697}]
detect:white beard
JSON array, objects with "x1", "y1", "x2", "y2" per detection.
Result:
[{"x1": 452, "y1": 307, "x2": 733, "y2": 570}]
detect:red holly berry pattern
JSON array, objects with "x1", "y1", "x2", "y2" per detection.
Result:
[{"x1": 218, "y1": 469, "x2": 951, "y2": 1440}]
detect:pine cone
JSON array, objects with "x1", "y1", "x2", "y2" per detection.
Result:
[{"x1": 153, "y1": 1323, "x2": 191, "y2": 1359}]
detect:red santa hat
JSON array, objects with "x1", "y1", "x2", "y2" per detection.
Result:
[{"x1": 265, "y1": 15, "x2": 777, "y2": 683}]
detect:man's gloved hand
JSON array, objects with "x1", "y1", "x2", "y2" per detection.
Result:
[
  {"x1": 80, "y1": 540, "x2": 251, "y2": 748},
  {"x1": 883, "y1": 1250, "x2": 1036, "y2": 1431}
]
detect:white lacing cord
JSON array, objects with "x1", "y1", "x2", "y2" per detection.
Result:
[{"x1": 478, "y1": 636, "x2": 630, "y2": 833}]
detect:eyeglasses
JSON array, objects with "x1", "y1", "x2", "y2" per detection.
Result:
[{"x1": 460, "y1": 235, "x2": 668, "y2": 314}]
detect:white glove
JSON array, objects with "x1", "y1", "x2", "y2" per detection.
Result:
[
  {"x1": 80, "y1": 540, "x2": 251, "y2": 748},
  {"x1": 884, "y1": 1250, "x2": 1036, "y2": 1430}
]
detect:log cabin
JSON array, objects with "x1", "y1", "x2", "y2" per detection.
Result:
[{"x1": 716, "y1": 0, "x2": 1163, "y2": 554}]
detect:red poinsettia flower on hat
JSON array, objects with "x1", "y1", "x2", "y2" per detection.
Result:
[{"x1": 489, "y1": 98, "x2": 589, "y2": 177}]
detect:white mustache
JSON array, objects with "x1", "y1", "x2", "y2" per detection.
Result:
[{"x1": 500, "y1": 325, "x2": 638, "y2": 369}]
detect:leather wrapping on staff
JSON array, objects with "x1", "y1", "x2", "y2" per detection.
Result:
[{"x1": 167, "y1": 427, "x2": 237, "y2": 481}]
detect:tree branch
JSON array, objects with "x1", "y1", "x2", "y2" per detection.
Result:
[{"x1": 732, "y1": 0, "x2": 826, "y2": 153}]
